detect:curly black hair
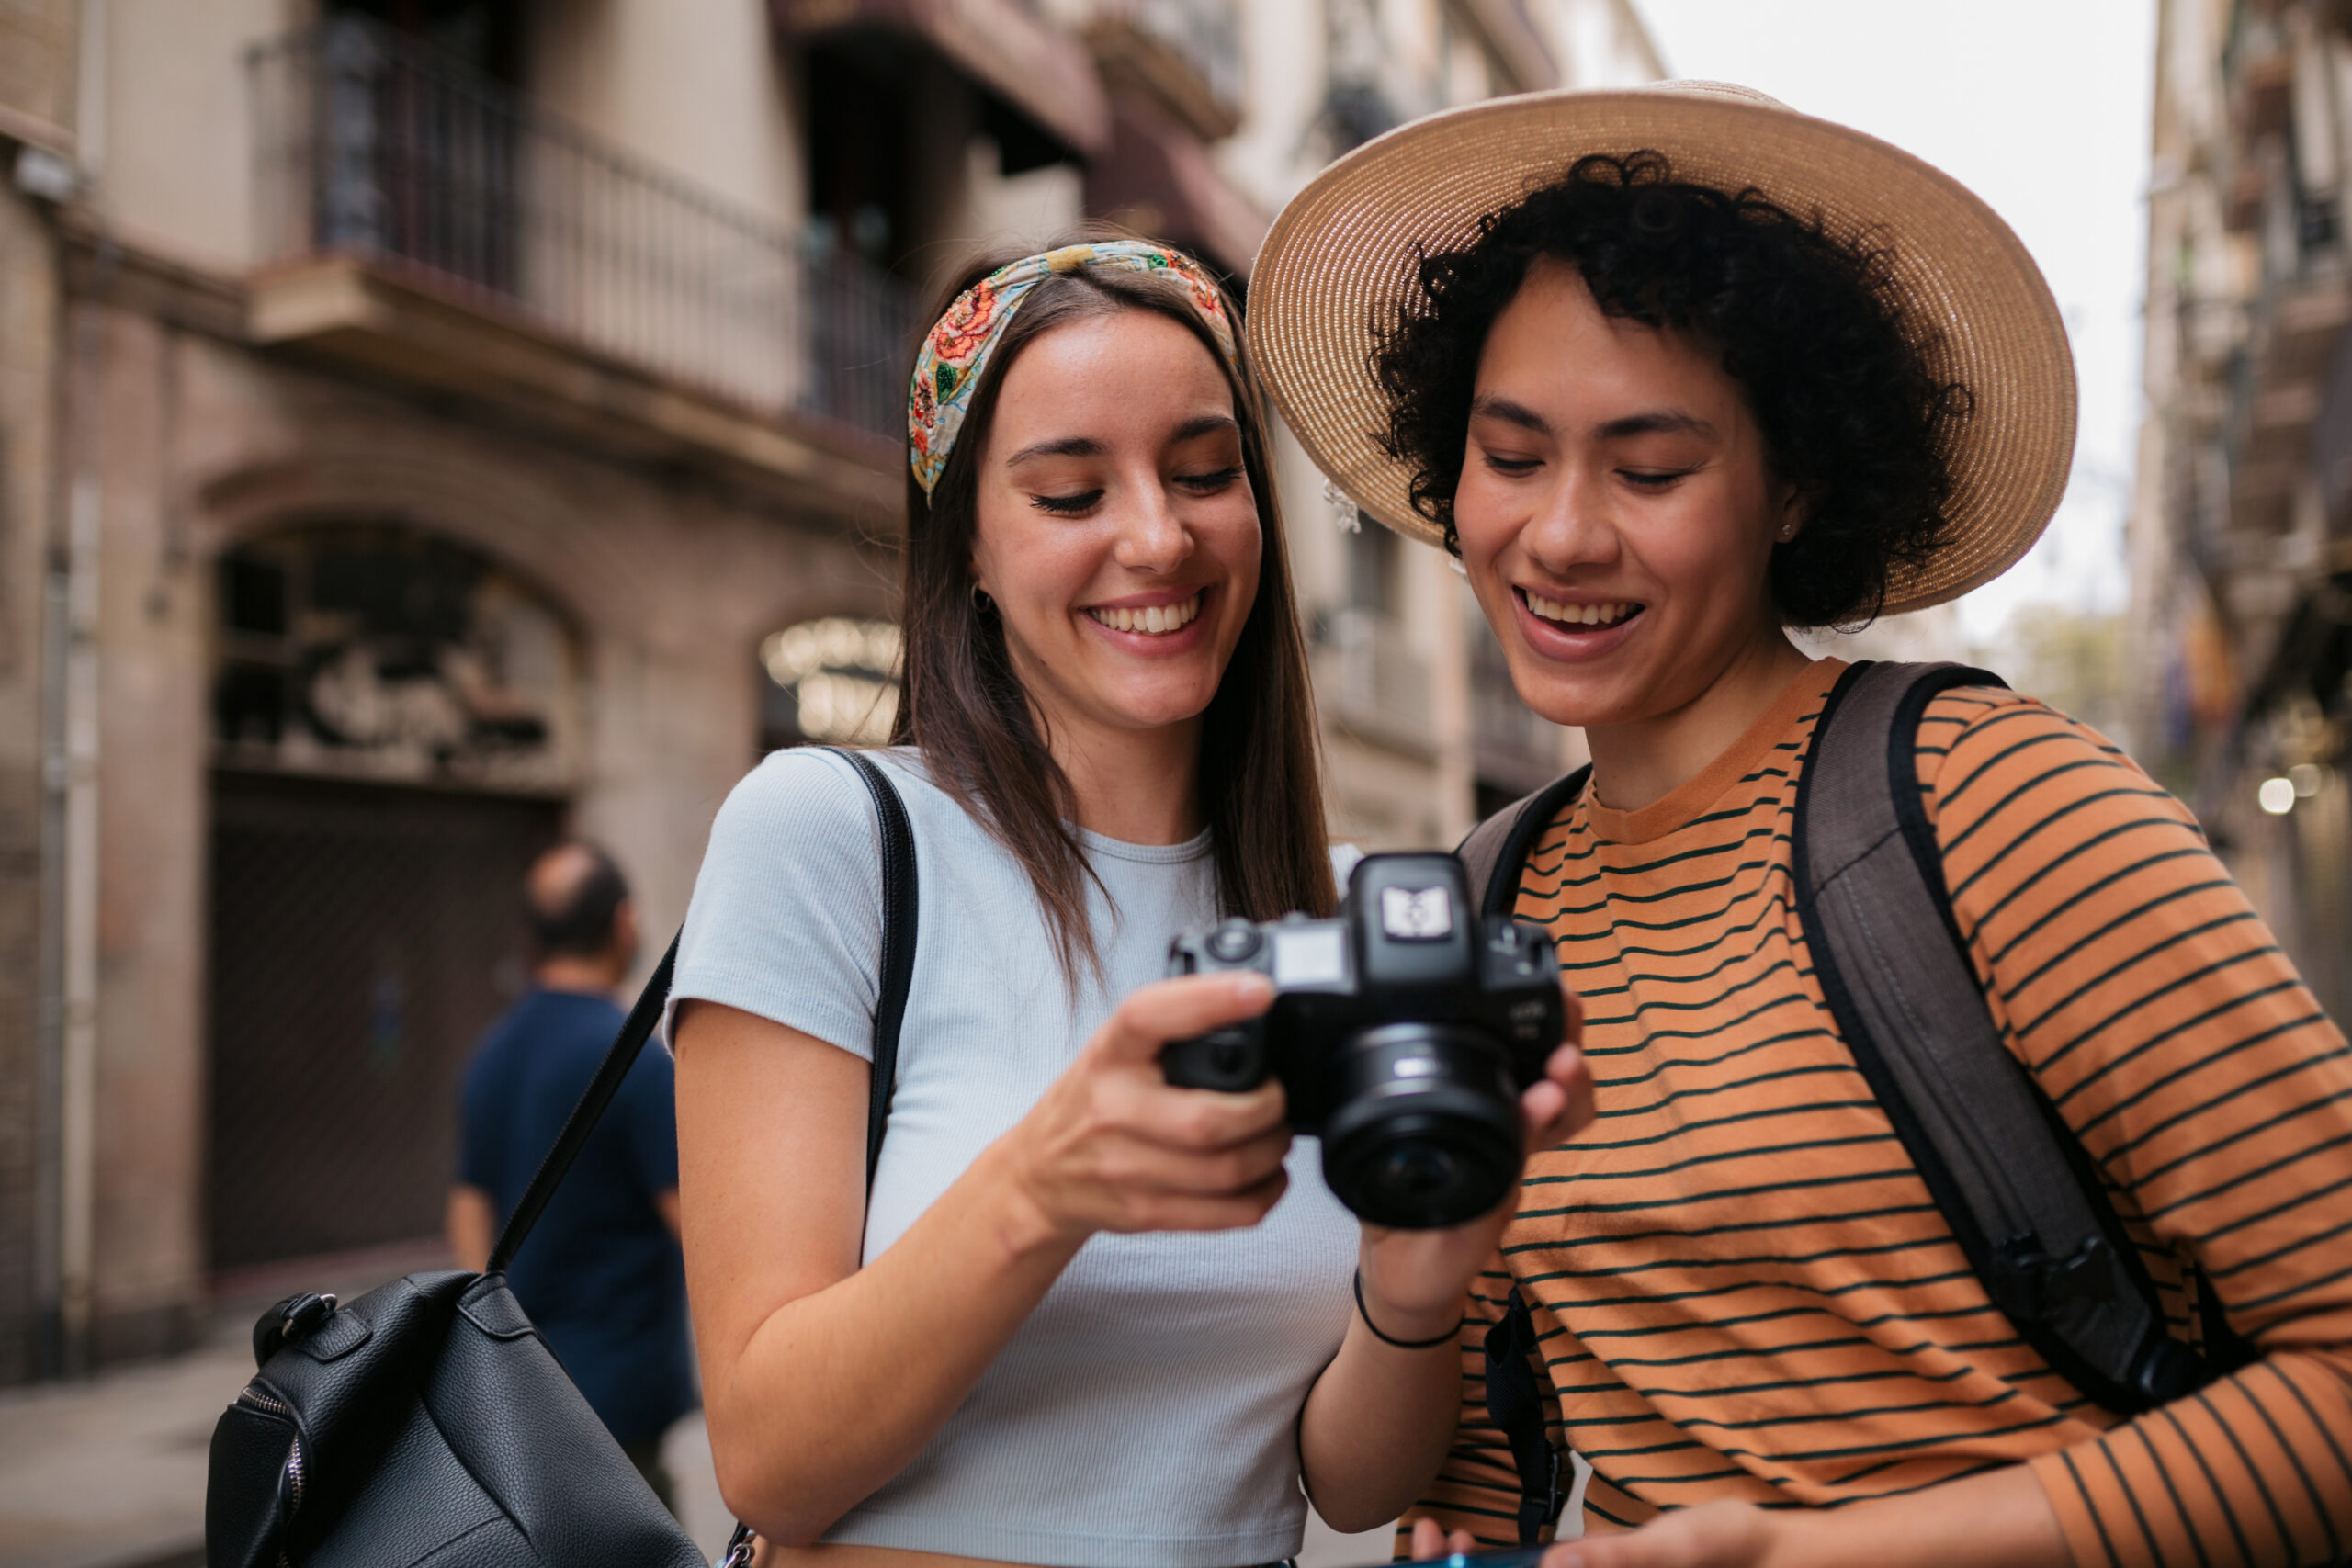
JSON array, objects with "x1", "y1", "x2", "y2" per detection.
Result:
[{"x1": 1372, "y1": 152, "x2": 1973, "y2": 627}]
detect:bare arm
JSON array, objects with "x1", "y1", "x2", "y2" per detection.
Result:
[
  {"x1": 1401, "y1": 1461, "x2": 2064, "y2": 1568},
  {"x1": 1301, "y1": 1021, "x2": 1595, "y2": 1533},
  {"x1": 676, "y1": 972, "x2": 1288, "y2": 1547},
  {"x1": 447, "y1": 1185, "x2": 497, "y2": 1274},
  {"x1": 654, "y1": 1190, "x2": 680, "y2": 1238}
]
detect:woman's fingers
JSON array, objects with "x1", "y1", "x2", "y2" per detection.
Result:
[
  {"x1": 1089, "y1": 971, "x2": 1273, "y2": 1066},
  {"x1": 1521, "y1": 1043, "x2": 1596, "y2": 1143},
  {"x1": 1099, "y1": 1169, "x2": 1290, "y2": 1234},
  {"x1": 1409, "y1": 1517, "x2": 1449, "y2": 1561},
  {"x1": 1087, "y1": 1125, "x2": 1293, "y2": 1197},
  {"x1": 1119, "y1": 1073, "x2": 1287, "y2": 1148}
]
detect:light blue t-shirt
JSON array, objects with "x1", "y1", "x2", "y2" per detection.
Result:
[{"x1": 670, "y1": 747, "x2": 1361, "y2": 1568}]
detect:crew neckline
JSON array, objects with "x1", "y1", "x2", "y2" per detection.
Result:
[
  {"x1": 1585, "y1": 659, "x2": 1846, "y2": 845},
  {"x1": 1078, "y1": 823, "x2": 1216, "y2": 864}
]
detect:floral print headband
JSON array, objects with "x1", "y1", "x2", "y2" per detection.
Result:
[{"x1": 908, "y1": 241, "x2": 1240, "y2": 495}]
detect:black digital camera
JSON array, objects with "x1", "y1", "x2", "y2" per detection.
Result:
[{"x1": 1162, "y1": 852, "x2": 1563, "y2": 1229}]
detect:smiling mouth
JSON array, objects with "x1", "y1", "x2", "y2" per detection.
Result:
[
  {"x1": 1522, "y1": 590, "x2": 1644, "y2": 630},
  {"x1": 1086, "y1": 592, "x2": 1204, "y2": 636}
]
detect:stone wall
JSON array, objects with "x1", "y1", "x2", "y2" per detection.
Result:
[
  {"x1": 18, "y1": 254, "x2": 893, "y2": 1375},
  {"x1": 0, "y1": 182, "x2": 62, "y2": 1382}
]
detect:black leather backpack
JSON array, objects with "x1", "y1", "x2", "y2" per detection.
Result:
[{"x1": 207, "y1": 750, "x2": 917, "y2": 1568}]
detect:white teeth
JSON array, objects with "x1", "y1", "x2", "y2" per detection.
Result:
[
  {"x1": 1525, "y1": 592, "x2": 1636, "y2": 628},
  {"x1": 1088, "y1": 593, "x2": 1202, "y2": 636}
]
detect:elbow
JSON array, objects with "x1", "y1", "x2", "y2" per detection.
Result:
[
  {"x1": 1302, "y1": 1470, "x2": 1415, "y2": 1538},
  {"x1": 1314, "y1": 1495, "x2": 1405, "y2": 1538},
  {"x1": 707, "y1": 1416, "x2": 848, "y2": 1550}
]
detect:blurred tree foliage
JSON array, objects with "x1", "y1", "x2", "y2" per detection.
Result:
[{"x1": 1973, "y1": 604, "x2": 2129, "y2": 747}]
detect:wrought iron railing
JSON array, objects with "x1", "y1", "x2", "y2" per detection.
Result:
[
  {"x1": 1317, "y1": 606, "x2": 1434, "y2": 752},
  {"x1": 248, "y1": 18, "x2": 917, "y2": 442},
  {"x1": 1468, "y1": 621, "x2": 1558, "y2": 789}
]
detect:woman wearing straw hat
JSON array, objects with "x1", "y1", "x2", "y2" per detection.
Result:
[{"x1": 1249, "y1": 85, "x2": 2352, "y2": 1568}]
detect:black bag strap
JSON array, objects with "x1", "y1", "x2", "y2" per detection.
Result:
[
  {"x1": 1457, "y1": 765, "x2": 1592, "y2": 919},
  {"x1": 1792, "y1": 660, "x2": 2243, "y2": 1411},
  {"x1": 1484, "y1": 1285, "x2": 1565, "y2": 1545},
  {"x1": 1458, "y1": 771, "x2": 1589, "y2": 1544},
  {"x1": 490, "y1": 746, "x2": 918, "y2": 1275}
]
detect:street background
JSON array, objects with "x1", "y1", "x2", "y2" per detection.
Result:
[{"x1": 2, "y1": 0, "x2": 2344, "y2": 1563}]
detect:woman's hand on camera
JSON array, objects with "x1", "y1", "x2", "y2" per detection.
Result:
[
  {"x1": 985, "y1": 971, "x2": 1291, "y2": 1248},
  {"x1": 1357, "y1": 982, "x2": 1592, "y2": 1342}
]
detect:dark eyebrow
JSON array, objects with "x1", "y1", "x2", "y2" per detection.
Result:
[
  {"x1": 1170, "y1": 413, "x2": 1239, "y2": 444},
  {"x1": 1469, "y1": 395, "x2": 1551, "y2": 435},
  {"x1": 1004, "y1": 435, "x2": 1106, "y2": 467},
  {"x1": 1597, "y1": 410, "x2": 1715, "y2": 441}
]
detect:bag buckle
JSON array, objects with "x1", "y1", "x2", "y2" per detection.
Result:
[{"x1": 717, "y1": 1522, "x2": 757, "y2": 1568}]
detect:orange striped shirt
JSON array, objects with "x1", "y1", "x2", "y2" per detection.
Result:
[{"x1": 1418, "y1": 659, "x2": 2352, "y2": 1566}]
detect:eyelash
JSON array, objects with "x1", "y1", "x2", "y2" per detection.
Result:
[
  {"x1": 1479, "y1": 453, "x2": 1694, "y2": 489},
  {"x1": 1029, "y1": 467, "x2": 1243, "y2": 515}
]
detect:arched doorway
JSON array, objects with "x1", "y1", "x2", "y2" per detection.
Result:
[{"x1": 207, "y1": 525, "x2": 582, "y2": 1272}]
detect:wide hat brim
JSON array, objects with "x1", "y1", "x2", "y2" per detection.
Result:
[{"x1": 1246, "y1": 82, "x2": 2077, "y2": 615}]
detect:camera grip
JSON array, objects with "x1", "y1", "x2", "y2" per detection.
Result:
[{"x1": 1161, "y1": 1024, "x2": 1268, "y2": 1094}]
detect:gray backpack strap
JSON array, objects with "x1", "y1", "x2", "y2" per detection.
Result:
[
  {"x1": 1792, "y1": 661, "x2": 2212, "y2": 1412},
  {"x1": 1458, "y1": 766, "x2": 1592, "y2": 918},
  {"x1": 1455, "y1": 763, "x2": 1588, "y2": 1543}
]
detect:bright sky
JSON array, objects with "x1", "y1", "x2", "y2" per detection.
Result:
[{"x1": 1629, "y1": 0, "x2": 2157, "y2": 640}]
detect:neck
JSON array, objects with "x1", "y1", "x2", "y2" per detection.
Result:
[
  {"x1": 1583, "y1": 628, "x2": 1815, "y2": 814},
  {"x1": 1044, "y1": 711, "x2": 1205, "y2": 845},
  {"x1": 534, "y1": 956, "x2": 619, "y2": 996}
]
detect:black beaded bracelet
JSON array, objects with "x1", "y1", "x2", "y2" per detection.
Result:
[{"x1": 1353, "y1": 1269, "x2": 1465, "y2": 1350}]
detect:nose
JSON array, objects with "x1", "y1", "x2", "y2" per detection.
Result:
[
  {"x1": 1112, "y1": 474, "x2": 1194, "y2": 576},
  {"x1": 1521, "y1": 458, "x2": 1621, "y2": 576}
]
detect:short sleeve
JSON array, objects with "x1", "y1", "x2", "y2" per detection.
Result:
[{"x1": 668, "y1": 748, "x2": 889, "y2": 1061}]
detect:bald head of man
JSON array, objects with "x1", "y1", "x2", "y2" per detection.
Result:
[{"x1": 526, "y1": 840, "x2": 639, "y2": 992}]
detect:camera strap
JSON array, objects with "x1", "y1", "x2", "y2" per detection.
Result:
[{"x1": 1483, "y1": 1285, "x2": 1564, "y2": 1545}]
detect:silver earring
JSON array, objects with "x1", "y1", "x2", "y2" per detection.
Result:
[{"x1": 1778, "y1": 523, "x2": 1796, "y2": 541}]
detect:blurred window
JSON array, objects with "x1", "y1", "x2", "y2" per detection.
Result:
[
  {"x1": 213, "y1": 525, "x2": 583, "y2": 793},
  {"x1": 760, "y1": 615, "x2": 904, "y2": 750}
]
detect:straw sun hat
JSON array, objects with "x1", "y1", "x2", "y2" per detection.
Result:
[{"x1": 1246, "y1": 82, "x2": 2076, "y2": 615}]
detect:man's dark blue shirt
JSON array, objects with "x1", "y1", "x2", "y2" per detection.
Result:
[{"x1": 458, "y1": 988, "x2": 696, "y2": 1448}]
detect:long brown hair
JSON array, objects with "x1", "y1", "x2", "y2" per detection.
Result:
[{"x1": 890, "y1": 234, "x2": 1336, "y2": 981}]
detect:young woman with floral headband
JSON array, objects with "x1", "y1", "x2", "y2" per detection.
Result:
[
  {"x1": 1248, "y1": 85, "x2": 2352, "y2": 1568},
  {"x1": 663, "y1": 235, "x2": 1593, "y2": 1568}
]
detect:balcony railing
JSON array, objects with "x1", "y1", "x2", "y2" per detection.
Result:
[
  {"x1": 249, "y1": 19, "x2": 917, "y2": 443},
  {"x1": 1091, "y1": 0, "x2": 1244, "y2": 136},
  {"x1": 1317, "y1": 606, "x2": 1434, "y2": 753},
  {"x1": 1469, "y1": 623, "x2": 1558, "y2": 791}
]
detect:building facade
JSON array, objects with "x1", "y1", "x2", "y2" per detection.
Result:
[
  {"x1": 2131, "y1": 0, "x2": 2352, "y2": 1024},
  {"x1": 0, "y1": 0, "x2": 1655, "y2": 1382}
]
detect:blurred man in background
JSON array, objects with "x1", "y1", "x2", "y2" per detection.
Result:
[{"x1": 447, "y1": 841, "x2": 695, "y2": 1510}]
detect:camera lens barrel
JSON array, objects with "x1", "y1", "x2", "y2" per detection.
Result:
[{"x1": 1319, "y1": 1022, "x2": 1524, "y2": 1229}]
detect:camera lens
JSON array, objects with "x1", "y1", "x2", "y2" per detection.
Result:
[
  {"x1": 1319, "y1": 1023, "x2": 1523, "y2": 1229},
  {"x1": 1375, "y1": 1143, "x2": 1459, "y2": 1197}
]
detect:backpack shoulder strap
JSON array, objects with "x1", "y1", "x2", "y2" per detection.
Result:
[
  {"x1": 1792, "y1": 660, "x2": 2210, "y2": 1412},
  {"x1": 1459, "y1": 768, "x2": 1586, "y2": 1544},
  {"x1": 1457, "y1": 766, "x2": 1593, "y2": 919},
  {"x1": 488, "y1": 747, "x2": 919, "y2": 1275}
]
